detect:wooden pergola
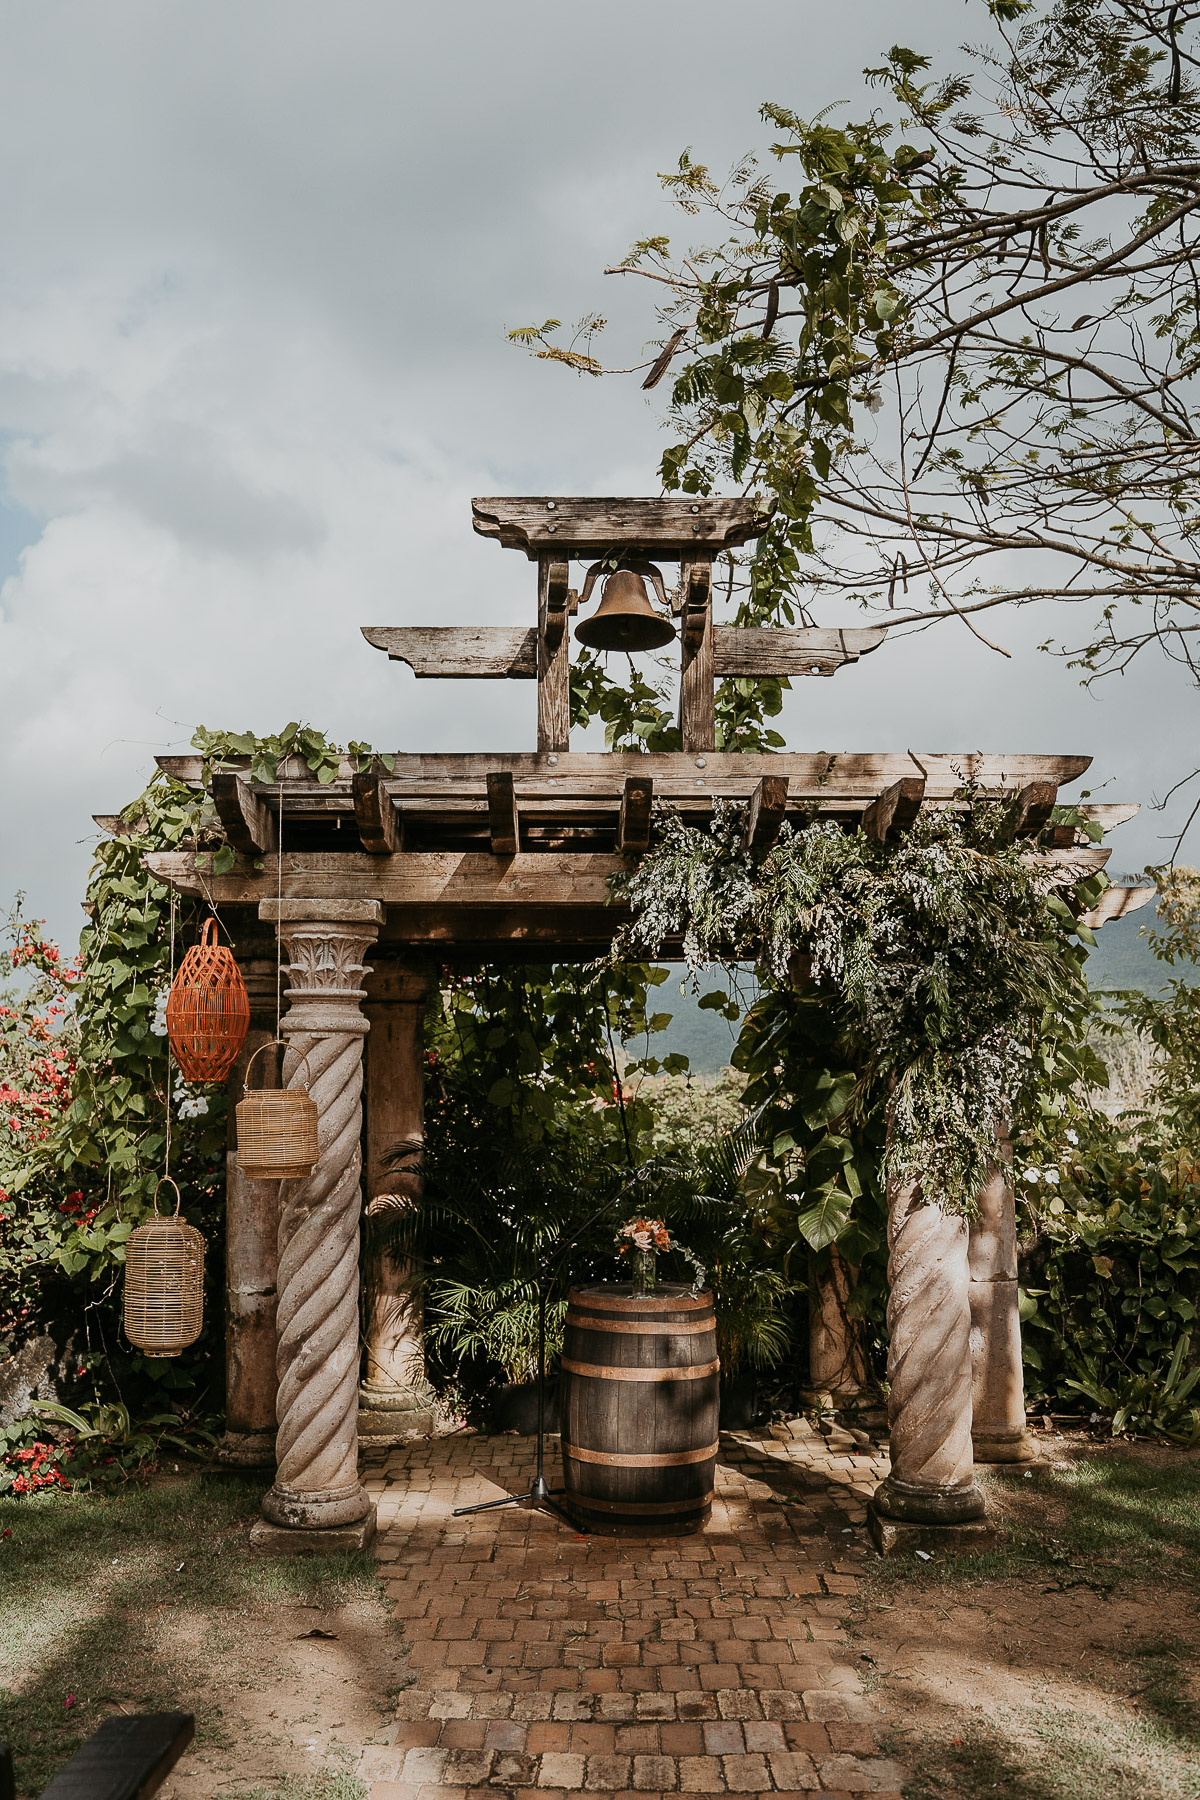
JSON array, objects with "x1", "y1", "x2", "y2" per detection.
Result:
[{"x1": 132, "y1": 497, "x2": 1147, "y2": 1551}]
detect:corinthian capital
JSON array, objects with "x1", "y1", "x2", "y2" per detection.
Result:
[{"x1": 259, "y1": 899, "x2": 382, "y2": 1038}]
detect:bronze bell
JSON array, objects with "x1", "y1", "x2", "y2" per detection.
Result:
[{"x1": 574, "y1": 569, "x2": 677, "y2": 653}]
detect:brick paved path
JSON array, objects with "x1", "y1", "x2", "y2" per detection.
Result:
[{"x1": 356, "y1": 1426, "x2": 905, "y2": 1799}]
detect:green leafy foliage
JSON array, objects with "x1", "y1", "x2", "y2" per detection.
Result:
[{"x1": 615, "y1": 798, "x2": 1098, "y2": 1212}]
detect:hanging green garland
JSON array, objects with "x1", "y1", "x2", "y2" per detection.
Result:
[{"x1": 613, "y1": 800, "x2": 1100, "y2": 1213}]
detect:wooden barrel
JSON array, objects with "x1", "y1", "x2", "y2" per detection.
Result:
[{"x1": 560, "y1": 1283, "x2": 720, "y2": 1535}]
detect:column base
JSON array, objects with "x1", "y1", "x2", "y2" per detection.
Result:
[
  {"x1": 214, "y1": 1429, "x2": 277, "y2": 1469},
  {"x1": 868, "y1": 1504, "x2": 997, "y2": 1558},
  {"x1": 250, "y1": 1505, "x2": 377, "y2": 1557},
  {"x1": 872, "y1": 1472, "x2": 987, "y2": 1524},
  {"x1": 261, "y1": 1478, "x2": 372, "y2": 1530},
  {"x1": 358, "y1": 1381, "x2": 438, "y2": 1445},
  {"x1": 972, "y1": 1427, "x2": 1038, "y2": 1464}
]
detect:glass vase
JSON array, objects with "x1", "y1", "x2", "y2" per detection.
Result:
[{"x1": 631, "y1": 1247, "x2": 657, "y2": 1294}]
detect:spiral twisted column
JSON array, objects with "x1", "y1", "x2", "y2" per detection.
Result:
[
  {"x1": 257, "y1": 899, "x2": 381, "y2": 1532},
  {"x1": 873, "y1": 1173, "x2": 985, "y2": 1524}
]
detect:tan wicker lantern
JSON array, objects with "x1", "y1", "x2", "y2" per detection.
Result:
[
  {"x1": 236, "y1": 1043, "x2": 320, "y2": 1180},
  {"x1": 123, "y1": 1179, "x2": 205, "y2": 1356},
  {"x1": 166, "y1": 917, "x2": 250, "y2": 1083}
]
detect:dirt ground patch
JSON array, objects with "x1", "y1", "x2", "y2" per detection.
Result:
[
  {"x1": 847, "y1": 1439, "x2": 1200, "y2": 1800},
  {"x1": 0, "y1": 1472, "x2": 405, "y2": 1799}
]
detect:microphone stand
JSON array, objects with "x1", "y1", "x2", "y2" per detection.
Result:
[{"x1": 453, "y1": 1169, "x2": 653, "y2": 1524}]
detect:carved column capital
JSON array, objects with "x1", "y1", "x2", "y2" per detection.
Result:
[{"x1": 261, "y1": 900, "x2": 382, "y2": 1040}]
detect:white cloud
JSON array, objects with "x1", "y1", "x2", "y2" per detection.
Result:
[{"x1": 0, "y1": 0, "x2": 1189, "y2": 947}]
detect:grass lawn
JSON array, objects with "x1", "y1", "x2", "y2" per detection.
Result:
[
  {"x1": 0, "y1": 1471, "x2": 404, "y2": 1800},
  {"x1": 849, "y1": 1447, "x2": 1200, "y2": 1800}
]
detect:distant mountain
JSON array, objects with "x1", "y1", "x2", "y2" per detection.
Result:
[
  {"x1": 643, "y1": 914, "x2": 1197, "y2": 1076},
  {"x1": 1086, "y1": 909, "x2": 1197, "y2": 994}
]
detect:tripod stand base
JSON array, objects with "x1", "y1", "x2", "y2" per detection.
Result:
[{"x1": 452, "y1": 1474, "x2": 575, "y2": 1527}]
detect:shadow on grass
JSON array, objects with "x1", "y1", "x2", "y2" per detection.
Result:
[
  {"x1": 873, "y1": 1453, "x2": 1200, "y2": 1593},
  {"x1": 902, "y1": 1700, "x2": 1200, "y2": 1800},
  {"x1": 0, "y1": 1473, "x2": 387, "y2": 1797}
]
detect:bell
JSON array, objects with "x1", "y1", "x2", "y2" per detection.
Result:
[{"x1": 575, "y1": 570, "x2": 677, "y2": 653}]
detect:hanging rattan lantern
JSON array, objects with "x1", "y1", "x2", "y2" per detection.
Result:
[
  {"x1": 235, "y1": 1043, "x2": 320, "y2": 1180},
  {"x1": 123, "y1": 1179, "x2": 205, "y2": 1356},
  {"x1": 166, "y1": 917, "x2": 250, "y2": 1083}
]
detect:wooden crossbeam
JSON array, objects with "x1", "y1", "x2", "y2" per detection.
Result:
[
  {"x1": 144, "y1": 842, "x2": 1115, "y2": 919},
  {"x1": 156, "y1": 750, "x2": 1095, "y2": 797},
  {"x1": 1050, "y1": 802, "x2": 1140, "y2": 847},
  {"x1": 1079, "y1": 884, "x2": 1157, "y2": 928},
  {"x1": 212, "y1": 773, "x2": 276, "y2": 855},
  {"x1": 861, "y1": 777, "x2": 925, "y2": 843},
  {"x1": 617, "y1": 775, "x2": 653, "y2": 854},
  {"x1": 1011, "y1": 780, "x2": 1058, "y2": 838},
  {"x1": 472, "y1": 496, "x2": 772, "y2": 559},
  {"x1": 351, "y1": 772, "x2": 399, "y2": 854},
  {"x1": 360, "y1": 627, "x2": 536, "y2": 678},
  {"x1": 713, "y1": 626, "x2": 886, "y2": 678},
  {"x1": 39, "y1": 1713, "x2": 193, "y2": 1800},
  {"x1": 486, "y1": 772, "x2": 519, "y2": 855},
  {"x1": 744, "y1": 775, "x2": 790, "y2": 851}
]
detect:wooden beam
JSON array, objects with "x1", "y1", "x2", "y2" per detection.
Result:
[
  {"x1": 1011, "y1": 780, "x2": 1058, "y2": 838},
  {"x1": 1079, "y1": 884, "x2": 1157, "y2": 928},
  {"x1": 1051, "y1": 802, "x2": 1141, "y2": 847},
  {"x1": 713, "y1": 625, "x2": 887, "y2": 677},
  {"x1": 360, "y1": 626, "x2": 536, "y2": 678},
  {"x1": 351, "y1": 771, "x2": 399, "y2": 854},
  {"x1": 1029, "y1": 846, "x2": 1111, "y2": 881},
  {"x1": 472, "y1": 495, "x2": 773, "y2": 560},
  {"x1": 39, "y1": 1712, "x2": 194, "y2": 1800},
  {"x1": 144, "y1": 850, "x2": 626, "y2": 909},
  {"x1": 678, "y1": 558, "x2": 714, "y2": 753},
  {"x1": 155, "y1": 750, "x2": 1096, "y2": 798},
  {"x1": 212, "y1": 773, "x2": 276, "y2": 855},
  {"x1": 537, "y1": 557, "x2": 571, "y2": 753},
  {"x1": 861, "y1": 777, "x2": 925, "y2": 843},
  {"x1": 486, "y1": 772, "x2": 519, "y2": 855},
  {"x1": 744, "y1": 775, "x2": 790, "y2": 851},
  {"x1": 617, "y1": 774, "x2": 653, "y2": 854}
]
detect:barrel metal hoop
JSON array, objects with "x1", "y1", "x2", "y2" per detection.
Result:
[
  {"x1": 563, "y1": 1441, "x2": 718, "y2": 1468},
  {"x1": 565, "y1": 1313, "x2": 715, "y2": 1336},
  {"x1": 560, "y1": 1357, "x2": 720, "y2": 1383},
  {"x1": 566, "y1": 1490, "x2": 715, "y2": 1515}
]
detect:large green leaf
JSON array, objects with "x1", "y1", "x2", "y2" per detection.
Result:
[{"x1": 796, "y1": 1185, "x2": 853, "y2": 1250}]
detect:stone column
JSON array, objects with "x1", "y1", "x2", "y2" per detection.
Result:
[
  {"x1": 249, "y1": 899, "x2": 381, "y2": 1552},
  {"x1": 969, "y1": 1125, "x2": 1037, "y2": 1463},
  {"x1": 358, "y1": 957, "x2": 437, "y2": 1443},
  {"x1": 805, "y1": 1245, "x2": 870, "y2": 1405},
  {"x1": 216, "y1": 955, "x2": 280, "y2": 1468},
  {"x1": 870, "y1": 1173, "x2": 985, "y2": 1537}
]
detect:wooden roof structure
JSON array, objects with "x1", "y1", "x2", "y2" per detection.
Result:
[{"x1": 126, "y1": 496, "x2": 1148, "y2": 953}]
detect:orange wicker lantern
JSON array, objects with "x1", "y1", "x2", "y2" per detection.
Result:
[
  {"x1": 166, "y1": 918, "x2": 250, "y2": 1082},
  {"x1": 123, "y1": 1179, "x2": 205, "y2": 1355},
  {"x1": 235, "y1": 1044, "x2": 320, "y2": 1180}
]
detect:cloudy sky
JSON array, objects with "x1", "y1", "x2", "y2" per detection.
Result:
[{"x1": 0, "y1": 0, "x2": 1191, "y2": 953}]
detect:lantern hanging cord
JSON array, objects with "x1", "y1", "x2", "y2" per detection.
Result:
[
  {"x1": 164, "y1": 890, "x2": 176, "y2": 1182},
  {"x1": 276, "y1": 780, "x2": 284, "y2": 1044}
]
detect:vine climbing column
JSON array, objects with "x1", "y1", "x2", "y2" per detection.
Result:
[
  {"x1": 251, "y1": 898, "x2": 381, "y2": 1548},
  {"x1": 870, "y1": 1172, "x2": 986, "y2": 1543}
]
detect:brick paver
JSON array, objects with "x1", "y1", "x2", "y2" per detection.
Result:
[{"x1": 357, "y1": 1425, "x2": 906, "y2": 1798}]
